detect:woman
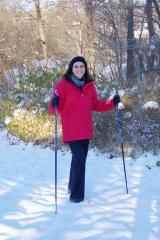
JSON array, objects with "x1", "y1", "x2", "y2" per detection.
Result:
[{"x1": 49, "y1": 56, "x2": 120, "y2": 203}]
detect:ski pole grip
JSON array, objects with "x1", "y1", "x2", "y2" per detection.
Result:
[{"x1": 115, "y1": 90, "x2": 124, "y2": 110}]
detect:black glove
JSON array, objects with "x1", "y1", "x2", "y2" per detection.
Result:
[
  {"x1": 112, "y1": 94, "x2": 121, "y2": 106},
  {"x1": 51, "y1": 95, "x2": 59, "y2": 108}
]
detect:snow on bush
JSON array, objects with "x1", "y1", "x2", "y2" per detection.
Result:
[
  {"x1": 124, "y1": 112, "x2": 132, "y2": 118},
  {"x1": 142, "y1": 101, "x2": 159, "y2": 110},
  {"x1": 13, "y1": 109, "x2": 27, "y2": 118},
  {"x1": 5, "y1": 116, "x2": 11, "y2": 125}
]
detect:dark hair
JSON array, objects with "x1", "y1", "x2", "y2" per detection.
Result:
[{"x1": 63, "y1": 56, "x2": 91, "y2": 82}]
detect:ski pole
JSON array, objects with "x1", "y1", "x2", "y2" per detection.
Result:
[
  {"x1": 54, "y1": 106, "x2": 58, "y2": 213},
  {"x1": 116, "y1": 92, "x2": 128, "y2": 194}
]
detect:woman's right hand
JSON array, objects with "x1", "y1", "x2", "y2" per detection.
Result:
[{"x1": 51, "y1": 95, "x2": 59, "y2": 108}]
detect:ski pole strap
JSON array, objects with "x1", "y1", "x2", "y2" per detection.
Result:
[{"x1": 54, "y1": 108, "x2": 58, "y2": 145}]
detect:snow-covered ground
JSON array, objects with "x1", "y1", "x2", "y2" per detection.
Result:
[{"x1": 0, "y1": 129, "x2": 160, "y2": 240}]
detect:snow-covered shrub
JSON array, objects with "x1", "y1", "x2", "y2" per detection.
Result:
[
  {"x1": 121, "y1": 91, "x2": 138, "y2": 110},
  {"x1": 12, "y1": 67, "x2": 66, "y2": 109},
  {"x1": 142, "y1": 101, "x2": 159, "y2": 111},
  {"x1": 91, "y1": 110, "x2": 118, "y2": 151},
  {"x1": 153, "y1": 84, "x2": 160, "y2": 103},
  {"x1": 0, "y1": 67, "x2": 66, "y2": 144},
  {"x1": 6, "y1": 109, "x2": 62, "y2": 145},
  {"x1": 90, "y1": 83, "x2": 160, "y2": 156},
  {"x1": 0, "y1": 99, "x2": 16, "y2": 127}
]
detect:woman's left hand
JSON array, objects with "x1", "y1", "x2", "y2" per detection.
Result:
[{"x1": 112, "y1": 94, "x2": 121, "y2": 106}]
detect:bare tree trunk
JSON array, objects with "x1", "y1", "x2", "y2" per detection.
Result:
[
  {"x1": 84, "y1": 0, "x2": 95, "y2": 76},
  {"x1": 111, "y1": 18, "x2": 123, "y2": 83},
  {"x1": 152, "y1": 0, "x2": 160, "y2": 22},
  {"x1": 33, "y1": 0, "x2": 48, "y2": 69},
  {"x1": 126, "y1": 0, "x2": 135, "y2": 84},
  {"x1": 145, "y1": 0, "x2": 156, "y2": 71},
  {"x1": 44, "y1": 0, "x2": 49, "y2": 23},
  {"x1": 78, "y1": 22, "x2": 83, "y2": 56},
  {"x1": 0, "y1": 59, "x2": 4, "y2": 86},
  {"x1": 145, "y1": 0, "x2": 155, "y2": 38}
]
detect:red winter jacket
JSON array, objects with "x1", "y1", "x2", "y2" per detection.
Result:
[{"x1": 49, "y1": 78, "x2": 115, "y2": 142}]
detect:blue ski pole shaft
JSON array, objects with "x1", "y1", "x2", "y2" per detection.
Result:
[
  {"x1": 117, "y1": 107, "x2": 128, "y2": 194},
  {"x1": 54, "y1": 107, "x2": 58, "y2": 213}
]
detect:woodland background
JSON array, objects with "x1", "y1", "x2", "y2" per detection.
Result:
[{"x1": 0, "y1": 0, "x2": 160, "y2": 156}]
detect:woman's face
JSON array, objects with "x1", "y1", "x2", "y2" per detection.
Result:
[{"x1": 72, "y1": 61, "x2": 85, "y2": 79}]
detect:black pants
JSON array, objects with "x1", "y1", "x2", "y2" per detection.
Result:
[{"x1": 68, "y1": 139, "x2": 89, "y2": 202}]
